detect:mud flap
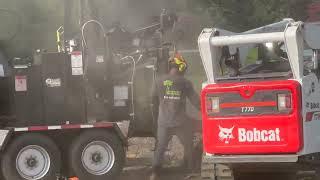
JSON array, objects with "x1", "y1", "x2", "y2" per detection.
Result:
[{"x1": 0, "y1": 129, "x2": 11, "y2": 151}]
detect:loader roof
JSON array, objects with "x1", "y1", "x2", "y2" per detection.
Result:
[{"x1": 198, "y1": 20, "x2": 320, "y2": 83}]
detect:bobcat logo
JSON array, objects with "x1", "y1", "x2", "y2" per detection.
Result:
[{"x1": 218, "y1": 126, "x2": 234, "y2": 144}]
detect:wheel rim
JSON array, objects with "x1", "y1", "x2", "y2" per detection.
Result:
[
  {"x1": 16, "y1": 145, "x2": 51, "y2": 180},
  {"x1": 81, "y1": 141, "x2": 115, "y2": 176}
]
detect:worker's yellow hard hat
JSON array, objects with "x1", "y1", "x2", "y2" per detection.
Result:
[{"x1": 169, "y1": 53, "x2": 187, "y2": 72}]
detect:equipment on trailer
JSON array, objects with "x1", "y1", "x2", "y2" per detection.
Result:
[
  {"x1": 0, "y1": 1, "x2": 179, "y2": 179},
  {"x1": 199, "y1": 19, "x2": 320, "y2": 179}
]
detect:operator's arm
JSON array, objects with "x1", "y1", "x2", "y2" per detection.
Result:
[
  {"x1": 186, "y1": 80, "x2": 201, "y2": 110},
  {"x1": 151, "y1": 80, "x2": 159, "y2": 106}
]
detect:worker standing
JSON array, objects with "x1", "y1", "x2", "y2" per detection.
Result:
[{"x1": 150, "y1": 53, "x2": 200, "y2": 180}]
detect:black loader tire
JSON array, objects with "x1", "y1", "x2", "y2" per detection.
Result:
[
  {"x1": 1, "y1": 133, "x2": 61, "y2": 180},
  {"x1": 69, "y1": 129, "x2": 125, "y2": 180}
]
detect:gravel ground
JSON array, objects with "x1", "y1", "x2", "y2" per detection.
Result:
[
  {"x1": 120, "y1": 137, "x2": 200, "y2": 180},
  {"x1": 119, "y1": 137, "x2": 297, "y2": 180}
]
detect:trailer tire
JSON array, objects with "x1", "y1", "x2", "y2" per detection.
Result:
[
  {"x1": 69, "y1": 129, "x2": 125, "y2": 180},
  {"x1": 1, "y1": 133, "x2": 61, "y2": 180}
]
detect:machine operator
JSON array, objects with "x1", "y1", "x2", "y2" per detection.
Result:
[{"x1": 150, "y1": 53, "x2": 200, "y2": 180}]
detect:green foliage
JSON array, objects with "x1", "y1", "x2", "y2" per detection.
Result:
[
  {"x1": 188, "y1": 0, "x2": 312, "y2": 31},
  {"x1": 0, "y1": 0, "x2": 315, "y2": 57},
  {"x1": 0, "y1": 0, "x2": 64, "y2": 56}
]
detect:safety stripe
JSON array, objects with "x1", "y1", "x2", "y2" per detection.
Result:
[
  {"x1": 94, "y1": 123, "x2": 113, "y2": 128},
  {"x1": 14, "y1": 127, "x2": 28, "y2": 132},
  {"x1": 48, "y1": 126, "x2": 62, "y2": 130},
  {"x1": 80, "y1": 124, "x2": 94, "y2": 129},
  {"x1": 13, "y1": 122, "x2": 114, "y2": 132},
  {"x1": 28, "y1": 126, "x2": 48, "y2": 131},
  {"x1": 61, "y1": 124, "x2": 81, "y2": 129}
]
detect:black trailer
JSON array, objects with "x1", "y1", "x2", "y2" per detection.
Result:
[{"x1": 0, "y1": 1, "x2": 180, "y2": 179}]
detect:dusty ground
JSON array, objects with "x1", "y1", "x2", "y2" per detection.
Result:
[
  {"x1": 120, "y1": 168, "x2": 201, "y2": 180},
  {"x1": 119, "y1": 137, "x2": 201, "y2": 180},
  {"x1": 119, "y1": 138, "x2": 297, "y2": 180}
]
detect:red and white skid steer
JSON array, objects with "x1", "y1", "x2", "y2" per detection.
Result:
[{"x1": 198, "y1": 19, "x2": 320, "y2": 179}]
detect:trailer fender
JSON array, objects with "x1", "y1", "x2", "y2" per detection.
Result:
[
  {"x1": 114, "y1": 122, "x2": 128, "y2": 146},
  {"x1": 0, "y1": 129, "x2": 12, "y2": 151}
]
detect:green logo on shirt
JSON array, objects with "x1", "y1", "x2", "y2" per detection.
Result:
[
  {"x1": 163, "y1": 80, "x2": 173, "y2": 88},
  {"x1": 163, "y1": 80, "x2": 181, "y2": 98}
]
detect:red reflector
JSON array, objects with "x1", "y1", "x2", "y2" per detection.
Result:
[
  {"x1": 206, "y1": 97, "x2": 220, "y2": 113},
  {"x1": 29, "y1": 126, "x2": 48, "y2": 131},
  {"x1": 285, "y1": 94, "x2": 292, "y2": 109},
  {"x1": 306, "y1": 112, "x2": 314, "y2": 122},
  {"x1": 206, "y1": 99, "x2": 212, "y2": 112}
]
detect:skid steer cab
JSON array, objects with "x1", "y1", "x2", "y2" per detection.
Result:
[{"x1": 199, "y1": 19, "x2": 320, "y2": 179}]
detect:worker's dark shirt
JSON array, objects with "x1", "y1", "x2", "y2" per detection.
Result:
[{"x1": 152, "y1": 74, "x2": 200, "y2": 127}]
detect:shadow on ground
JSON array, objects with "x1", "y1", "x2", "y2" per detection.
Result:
[
  {"x1": 120, "y1": 158, "x2": 296, "y2": 180},
  {"x1": 120, "y1": 156, "x2": 201, "y2": 180}
]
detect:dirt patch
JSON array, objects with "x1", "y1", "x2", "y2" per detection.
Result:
[
  {"x1": 126, "y1": 137, "x2": 185, "y2": 167},
  {"x1": 121, "y1": 135, "x2": 202, "y2": 180}
]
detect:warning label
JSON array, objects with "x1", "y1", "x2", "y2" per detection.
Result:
[{"x1": 15, "y1": 76, "x2": 27, "y2": 92}]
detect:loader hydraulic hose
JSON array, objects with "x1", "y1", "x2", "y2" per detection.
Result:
[{"x1": 56, "y1": 26, "x2": 64, "y2": 52}]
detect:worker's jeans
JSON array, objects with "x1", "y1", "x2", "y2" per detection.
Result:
[{"x1": 152, "y1": 124, "x2": 193, "y2": 174}]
